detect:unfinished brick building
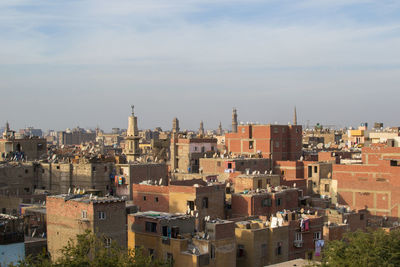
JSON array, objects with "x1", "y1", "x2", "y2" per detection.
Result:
[
  {"x1": 225, "y1": 124, "x2": 302, "y2": 161},
  {"x1": 230, "y1": 187, "x2": 301, "y2": 218},
  {"x1": 46, "y1": 194, "x2": 126, "y2": 260},
  {"x1": 132, "y1": 180, "x2": 225, "y2": 231},
  {"x1": 333, "y1": 144, "x2": 400, "y2": 219}
]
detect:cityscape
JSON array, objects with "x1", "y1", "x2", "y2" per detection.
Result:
[
  {"x1": 1, "y1": 107, "x2": 400, "y2": 266},
  {"x1": 2, "y1": 1, "x2": 400, "y2": 266}
]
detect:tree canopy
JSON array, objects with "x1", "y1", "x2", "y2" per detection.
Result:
[
  {"x1": 10, "y1": 230, "x2": 168, "y2": 267},
  {"x1": 321, "y1": 229, "x2": 400, "y2": 267}
]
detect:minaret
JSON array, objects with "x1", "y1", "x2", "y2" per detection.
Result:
[
  {"x1": 124, "y1": 105, "x2": 141, "y2": 162},
  {"x1": 293, "y1": 106, "x2": 297, "y2": 125},
  {"x1": 199, "y1": 121, "x2": 205, "y2": 136},
  {"x1": 172, "y1": 117, "x2": 180, "y2": 133},
  {"x1": 3, "y1": 121, "x2": 10, "y2": 139},
  {"x1": 218, "y1": 122, "x2": 223, "y2": 136},
  {"x1": 170, "y1": 117, "x2": 179, "y2": 171},
  {"x1": 232, "y1": 108, "x2": 238, "y2": 133}
]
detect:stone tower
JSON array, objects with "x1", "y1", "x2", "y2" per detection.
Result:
[
  {"x1": 124, "y1": 105, "x2": 141, "y2": 162},
  {"x1": 172, "y1": 117, "x2": 180, "y2": 133},
  {"x1": 218, "y1": 122, "x2": 223, "y2": 136},
  {"x1": 170, "y1": 117, "x2": 179, "y2": 171},
  {"x1": 293, "y1": 106, "x2": 297, "y2": 125},
  {"x1": 199, "y1": 121, "x2": 205, "y2": 136},
  {"x1": 232, "y1": 108, "x2": 238, "y2": 133}
]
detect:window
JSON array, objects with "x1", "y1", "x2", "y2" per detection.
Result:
[
  {"x1": 194, "y1": 147, "x2": 198, "y2": 151},
  {"x1": 148, "y1": 248, "x2": 155, "y2": 260},
  {"x1": 262, "y1": 198, "x2": 272, "y2": 207},
  {"x1": 295, "y1": 232, "x2": 303, "y2": 241},
  {"x1": 217, "y1": 162, "x2": 221, "y2": 167},
  {"x1": 82, "y1": 210, "x2": 87, "y2": 219},
  {"x1": 237, "y1": 244, "x2": 245, "y2": 258},
  {"x1": 258, "y1": 180, "x2": 262, "y2": 189},
  {"x1": 104, "y1": 166, "x2": 107, "y2": 172},
  {"x1": 314, "y1": 166, "x2": 318, "y2": 173},
  {"x1": 145, "y1": 222, "x2": 157, "y2": 233},
  {"x1": 166, "y1": 253, "x2": 173, "y2": 265},
  {"x1": 92, "y1": 166, "x2": 96, "y2": 171},
  {"x1": 275, "y1": 142, "x2": 279, "y2": 148},
  {"x1": 98, "y1": 211, "x2": 106, "y2": 220},
  {"x1": 324, "y1": 184, "x2": 330, "y2": 192},
  {"x1": 210, "y1": 245, "x2": 216, "y2": 259},
  {"x1": 155, "y1": 197, "x2": 159, "y2": 202},
  {"x1": 25, "y1": 169, "x2": 28, "y2": 174},
  {"x1": 2, "y1": 208, "x2": 6, "y2": 214},
  {"x1": 308, "y1": 166, "x2": 312, "y2": 177},
  {"x1": 313, "y1": 231, "x2": 321, "y2": 240},
  {"x1": 261, "y1": 244, "x2": 267, "y2": 257},
  {"x1": 360, "y1": 214, "x2": 365, "y2": 220},
  {"x1": 143, "y1": 196, "x2": 147, "y2": 201},
  {"x1": 162, "y1": 226, "x2": 168, "y2": 237},
  {"x1": 274, "y1": 128, "x2": 278, "y2": 134},
  {"x1": 201, "y1": 147, "x2": 205, "y2": 153},
  {"x1": 249, "y1": 141, "x2": 254, "y2": 149},
  {"x1": 202, "y1": 197, "x2": 208, "y2": 209},
  {"x1": 211, "y1": 146, "x2": 214, "y2": 151},
  {"x1": 276, "y1": 242, "x2": 282, "y2": 255},
  {"x1": 276, "y1": 198, "x2": 281, "y2": 206},
  {"x1": 104, "y1": 237, "x2": 112, "y2": 248},
  {"x1": 56, "y1": 166, "x2": 60, "y2": 170},
  {"x1": 227, "y1": 163, "x2": 232, "y2": 169},
  {"x1": 187, "y1": 201, "x2": 195, "y2": 211},
  {"x1": 242, "y1": 128, "x2": 245, "y2": 133}
]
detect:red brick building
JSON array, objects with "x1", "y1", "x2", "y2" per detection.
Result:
[
  {"x1": 132, "y1": 180, "x2": 226, "y2": 230},
  {"x1": 333, "y1": 144, "x2": 400, "y2": 219},
  {"x1": 230, "y1": 188, "x2": 301, "y2": 218},
  {"x1": 225, "y1": 124, "x2": 302, "y2": 161}
]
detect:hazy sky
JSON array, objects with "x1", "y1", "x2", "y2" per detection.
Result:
[{"x1": 1, "y1": 0, "x2": 400, "y2": 131}]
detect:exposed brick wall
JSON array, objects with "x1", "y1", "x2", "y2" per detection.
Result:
[{"x1": 225, "y1": 124, "x2": 302, "y2": 161}]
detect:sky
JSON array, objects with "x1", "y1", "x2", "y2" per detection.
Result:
[{"x1": 1, "y1": 0, "x2": 400, "y2": 131}]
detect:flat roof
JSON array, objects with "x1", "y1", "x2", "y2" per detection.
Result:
[
  {"x1": 132, "y1": 211, "x2": 191, "y2": 220},
  {"x1": 49, "y1": 194, "x2": 124, "y2": 204}
]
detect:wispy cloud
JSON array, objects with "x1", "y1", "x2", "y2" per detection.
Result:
[{"x1": 1, "y1": 1, "x2": 400, "y2": 130}]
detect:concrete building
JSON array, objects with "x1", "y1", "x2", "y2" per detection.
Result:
[
  {"x1": 170, "y1": 135, "x2": 218, "y2": 174},
  {"x1": 40, "y1": 162, "x2": 115, "y2": 195},
  {"x1": 128, "y1": 211, "x2": 236, "y2": 267},
  {"x1": 288, "y1": 214, "x2": 324, "y2": 261},
  {"x1": 235, "y1": 218, "x2": 289, "y2": 267},
  {"x1": 200, "y1": 158, "x2": 271, "y2": 177},
  {"x1": 47, "y1": 194, "x2": 126, "y2": 260},
  {"x1": 225, "y1": 123, "x2": 302, "y2": 161},
  {"x1": 1, "y1": 123, "x2": 47, "y2": 161},
  {"x1": 233, "y1": 173, "x2": 281, "y2": 193},
  {"x1": 58, "y1": 127, "x2": 96, "y2": 146}
]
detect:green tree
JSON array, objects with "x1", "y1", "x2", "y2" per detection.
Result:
[
  {"x1": 321, "y1": 229, "x2": 400, "y2": 267},
  {"x1": 10, "y1": 230, "x2": 168, "y2": 267}
]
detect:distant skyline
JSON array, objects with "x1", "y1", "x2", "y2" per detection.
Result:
[{"x1": 1, "y1": 0, "x2": 400, "y2": 131}]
